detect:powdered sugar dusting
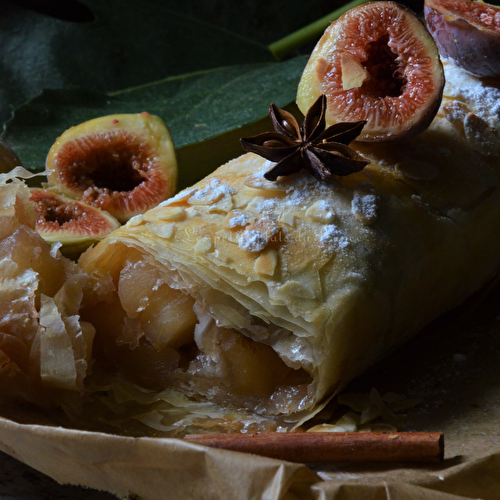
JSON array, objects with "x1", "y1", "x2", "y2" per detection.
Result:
[
  {"x1": 190, "y1": 179, "x2": 235, "y2": 203},
  {"x1": 251, "y1": 160, "x2": 276, "y2": 177},
  {"x1": 250, "y1": 197, "x2": 279, "y2": 216},
  {"x1": 316, "y1": 200, "x2": 335, "y2": 219},
  {"x1": 238, "y1": 230, "x2": 268, "y2": 252},
  {"x1": 244, "y1": 161, "x2": 279, "y2": 189},
  {"x1": 320, "y1": 224, "x2": 349, "y2": 249},
  {"x1": 228, "y1": 212, "x2": 250, "y2": 228},
  {"x1": 351, "y1": 193, "x2": 378, "y2": 221},
  {"x1": 284, "y1": 174, "x2": 331, "y2": 206},
  {"x1": 444, "y1": 62, "x2": 500, "y2": 127},
  {"x1": 237, "y1": 218, "x2": 278, "y2": 252},
  {"x1": 316, "y1": 199, "x2": 333, "y2": 212}
]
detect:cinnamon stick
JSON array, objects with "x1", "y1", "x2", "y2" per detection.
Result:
[{"x1": 183, "y1": 432, "x2": 444, "y2": 464}]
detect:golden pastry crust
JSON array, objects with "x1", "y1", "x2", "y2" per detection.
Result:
[{"x1": 79, "y1": 62, "x2": 500, "y2": 421}]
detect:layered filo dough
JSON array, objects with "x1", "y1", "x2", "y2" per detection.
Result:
[{"x1": 79, "y1": 64, "x2": 500, "y2": 421}]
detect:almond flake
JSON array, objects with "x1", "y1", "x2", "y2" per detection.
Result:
[
  {"x1": 154, "y1": 207, "x2": 186, "y2": 222},
  {"x1": 305, "y1": 200, "x2": 337, "y2": 223},
  {"x1": 341, "y1": 53, "x2": 370, "y2": 91},
  {"x1": 194, "y1": 236, "x2": 213, "y2": 254},
  {"x1": 150, "y1": 223, "x2": 175, "y2": 240},
  {"x1": 277, "y1": 280, "x2": 316, "y2": 299},
  {"x1": 464, "y1": 112, "x2": 500, "y2": 156},
  {"x1": 254, "y1": 248, "x2": 277, "y2": 276},
  {"x1": 238, "y1": 219, "x2": 279, "y2": 253},
  {"x1": 225, "y1": 210, "x2": 252, "y2": 229},
  {"x1": 127, "y1": 215, "x2": 144, "y2": 227},
  {"x1": 159, "y1": 188, "x2": 197, "y2": 207},
  {"x1": 244, "y1": 172, "x2": 287, "y2": 192}
]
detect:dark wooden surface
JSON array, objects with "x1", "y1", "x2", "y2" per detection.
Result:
[{"x1": 0, "y1": 451, "x2": 116, "y2": 500}]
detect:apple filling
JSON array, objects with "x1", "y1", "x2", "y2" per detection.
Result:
[{"x1": 83, "y1": 246, "x2": 312, "y2": 414}]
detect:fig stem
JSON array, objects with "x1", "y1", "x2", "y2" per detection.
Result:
[{"x1": 268, "y1": 0, "x2": 368, "y2": 61}]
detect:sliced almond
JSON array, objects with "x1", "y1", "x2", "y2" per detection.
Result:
[
  {"x1": 188, "y1": 179, "x2": 234, "y2": 206},
  {"x1": 238, "y1": 219, "x2": 279, "y2": 253},
  {"x1": 149, "y1": 223, "x2": 175, "y2": 240},
  {"x1": 244, "y1": 172, "x2": 287, "y2": 192},
  {"x1": 276, "y1": 280, "x2": 316, "y2": 299},
  {"x1": 153, "y1": 207, "x2": 186, "y2": 222},
  {"x1": 305, "y1": 200, "x2": 337, "y2": 223},
  {"x1": 442, "y1": 100, "x2": 469, "y2": 129},
  {"x1": 254, "y1": 248, "x2": 278, "y2": 276},
  {"x1": 194, "y1": 236, "x2": 213, "y2": 254},
  {"x1": 341, "y1": 53, "x2": 370, "y2": 91}
]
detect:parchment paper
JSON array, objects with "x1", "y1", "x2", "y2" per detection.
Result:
[{"x1": 0, "y1": 280, "x2": 499, "y2": 500}]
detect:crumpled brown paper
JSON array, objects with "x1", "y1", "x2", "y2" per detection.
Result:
[
  {"x1": 0, "y1": 282, "x2": 499, "y2": 500},
  {"x1": 0, "y1": 417, "x2": 319, "y2": 499},
  {"x1": 0, "y1": 415, "x2": 499, "y2": 500}
]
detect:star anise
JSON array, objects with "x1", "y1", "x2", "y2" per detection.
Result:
[{"x1": 240, "y1": 95, "x2": 369, "y2": 182}]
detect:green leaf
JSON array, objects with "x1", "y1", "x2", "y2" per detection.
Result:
[
  {"x1": 2, "y1": 56, "x2": 308, "y2": 189},
  {"x1": 0, "y1": 0, "x2": 332, "y2": 127}
]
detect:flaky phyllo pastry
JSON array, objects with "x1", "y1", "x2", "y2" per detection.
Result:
[
  {"x1": 75, "y1": 62, "x2": 500, "y2": 426},
  {"x1": 0, "y1": 168, "x2": 94, "y2": 412},
  {"x1": 1, "y1": 62, "x2": 500, "y2": 431}
]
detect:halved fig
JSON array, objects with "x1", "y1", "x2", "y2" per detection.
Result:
[
  {"x1": 46, "y1": 112, "x2": 177, "y2": 223},
  {"x1": 297, "y1": 1, "x2": 445, "y2": 142},
  {"x1": 425, "y1": 0, "x2": 500, "y2": 77},
  {"x1": 30, "y1": 188, "x2": 120, "y2": 257}
]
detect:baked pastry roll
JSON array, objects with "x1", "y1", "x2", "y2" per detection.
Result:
[{"x1": 79, "y1": 62, "x2": 500, "y2": 423}]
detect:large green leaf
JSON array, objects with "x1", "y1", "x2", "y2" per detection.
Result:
[
  {"x1": 0, "y1": 0, "x2": 331, "y2": 126},
  {"x1": 2, "y1": 56, "x2": 308, "y2": 188}
]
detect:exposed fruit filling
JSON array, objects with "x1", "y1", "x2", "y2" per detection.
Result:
[{"x1": 82, "y1": 246, "x2": 312, "y2": 413}]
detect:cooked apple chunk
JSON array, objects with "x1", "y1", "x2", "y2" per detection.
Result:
[{"x1": 81, "y1": 246, "x2": 311, "y2": 411}]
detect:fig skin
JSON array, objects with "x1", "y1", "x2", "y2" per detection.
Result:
[
  {"x1": 30, "y1": 188, "x2": 120, "y2": 258},
  {"x1": 425, "y1": 0, "x2": 500, "y2": 77},
  {"x1": 0, "y1": 140, "x2": 22, "y2": 173},
  {"x1": 297, "y1": 1, "x2": 445, "y2": 142},
  {"x1": 46, "y1": 112, "x2": 177, "y2": 223}
]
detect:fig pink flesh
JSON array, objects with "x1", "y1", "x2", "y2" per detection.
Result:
[
  {"x1": 302, "y1": 2, "x2": 444, "y2": 141},
  {"x1": 53, "y1": 130, "x2": 169, "y2": 220},
  {"x1": 30, "y1": 189, "x2": 117, "y2": 237}
]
